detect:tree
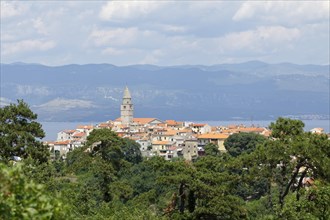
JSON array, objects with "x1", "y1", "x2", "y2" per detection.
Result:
[
  {"x1": 192, "y1": 156, "x2": 248, "y2": 219},
  {"x1": 122, "y1": 138, "x2": 142, "y2": 164},
  {"x1": 0, "y1": 100, "x2": 49, "y2": 164},
  {"x1": 252, "y1": 118, "x2": 330, "y2": 212},
  {"x1": 204, "y1": 143, "x2": 220, "y2": 156},
  {"x1": 0, "y1": 164, "x2": 68, "y2": 219},
  {"x1": 269, "y1": 117, "x2": 304, "y2": 140},
  {"x1": 224, "y1": 132, "x2": 267, "y2": 157},
  {"x1": 86, "y1": 128, "x2": 125, "y2": 172}
]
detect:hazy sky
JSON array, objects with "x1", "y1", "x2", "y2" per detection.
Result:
[{"x1": 1, "y1": 1, "x2": 329, "y2": 66}]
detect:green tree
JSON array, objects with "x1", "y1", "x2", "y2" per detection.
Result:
[
  {"x1": 86, "y1": 128, "x2": 125, "y2": 172},
  {"x1": 122, "y1": 138, "x2": 142, "y2": 164},
  {"x1": 192, "y1": 156, "x2": 248, "y2": 219},
  {"x1": 224, "y1": 132, "x2": 267, "y2": 157},
  {"x1": 251, "y1": 118, "x2": 330, "y2": 212},
  {"x1": 269, "y1": 117, "x2": 304, "y2": 140},
  {"x1": 280, "y1": 182, "x2": 330, "y2": 220},
  {"x1": 204, "y1": 143, "x2": 220, "y2": 156},
  {"x1": 0, "y1": 100, "x2": 49, "y2": 164},
  {"x1": 0, "y1": 164, "x2": 68, "y2": 219}
]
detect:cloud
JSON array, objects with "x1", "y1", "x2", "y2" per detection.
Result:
[
  {"x1": 89, "y1": 27, "x2": 166, "y2": 51},
  {"x1": 0, "y1": 1, "x2": 27, "y2": 19},
  {"x1": 140, "y1": 49, "x2": 164, "y2": 64},
  {"x1": 99, "y1": 1, "x2": 164, "y2": 21},
  {"x1": 0, "y1": 1, "x2": 328, "y2": 65},
  {"x1": 101, "y1": 47, "x2": 125, "y2": 56},
  {"x1": 219, "y1": 26, "x2": 301, "y2": 52},
  {"x1": 37, "y1": 98, "x2": 96, "y2": 112},
  {"x1": 233, "y1": 2, "x2": 330, "y2": 25},
  {"x1": 89, "y1": 27, "x2": 139, "y2": 46},
  {"x1": 32, "y1": 18, "x2": 49, "y2": 35},
  {"x1": 2, "y1": 39, "x2": 56, "y2": 55},
  {"x1": 158, "y1": 24, "x2": 187, "y2": 34},
  {"x1": 0, "y1": 97, "x2": 14, "y2": 107}
]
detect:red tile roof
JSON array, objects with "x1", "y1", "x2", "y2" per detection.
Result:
[
  {"x1": 192, "y1": 123, "x2": 206, "y2": 127},
  {"x1": 197, "y1": 133, "x2": 229, "y2": 139},
  {"x1": 77, "y1": 125, "x2": 93, "y2": 129},
  {"x1": 54, "y1": 140, "x2": 71, "y2": 145}
]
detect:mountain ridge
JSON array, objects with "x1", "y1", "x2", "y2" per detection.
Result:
[{"x1": 1, "y1": 61, "x2": 329, "y2": 122}]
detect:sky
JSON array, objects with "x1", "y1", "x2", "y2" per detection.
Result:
[{"x1": 1, "y1": 1, "x2": 329, "y2": 66}]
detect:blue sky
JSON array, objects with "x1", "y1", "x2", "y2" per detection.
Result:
[{"x1": 1, "y1": 1, "x2": 329, "y2": 66}]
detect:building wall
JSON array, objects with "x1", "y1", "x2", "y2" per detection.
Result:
[{"x1": 182, "y1": 139, "x2": 198, "y2": 161}]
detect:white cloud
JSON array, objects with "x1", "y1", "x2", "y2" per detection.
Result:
[
  {"x1": 233, "y1": 2, "x2": 267, "y2": 21},
  {"x1": 233, "y1": 2, "x2": 330, "y2": 25},
  {"x1": 159, "y1": 24, "x2": 187, "y2": 33},
  {"x1": 101, "y1": 47, "x2": 125, "y2": 55},
  {"x1": 99, "y1": 1, "x2": 164, "y2": 21},
  {"x1": 0, "y1": 1, "x2": 27, "y2": 19},
  {"x1": 90, "y1": 27, "x2": 139, "y2": 46},
  {"x1": 0, "y1": 1, "x2": 328, "y2": 65},
  {"x1": 219, "y1": 26, "x2": 301, "y2": 52},
  {"x1": 37, "y1": 98, "x2": 96, "y2": 112},
  {"x1": 0, "y1": 97, "x2": 14, "y2": 107},
  {"x1": 140, "y1": 49, "x2": 164, "y2": 64},
  {"x1": 2, "y1": 39, "x2": 56, "y2": 55},
  {"x1": 33, "y1": 18, "x2": 49, "y2": 35}
]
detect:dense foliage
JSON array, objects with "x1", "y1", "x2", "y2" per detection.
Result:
[
  {"x1": 0, "y1": 100, "x2": 49, "y2": 164},
  {"x1": 1, "y1": 101, "x2": 329, "y2": 219},
  {"x1": 224, "y1": 132, "x2": 267, "y2": 157},
  {"x1": 0, "y1": 164, "x2": 66, "y2": 220}
]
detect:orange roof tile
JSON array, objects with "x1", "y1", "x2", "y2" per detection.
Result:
[
  {"x1": 165, "y1": 120, "x2": 183, "y2": 126},
  {"x1": 77, "y1": 125, "x2": 94, "y2": 129},
  {"x1": 237, "y1": 127, "x2": 265, "y2": 133},
  {"x1": 62, "y1": 129, "x2": 75, "y2": 134},
  {"x1": 54, "y1": 140, "x2": 71, "y2": 145},
  {"x1": 133, "y1": 118, "x2": 157, "y2": 124},
  {"x1": 152, "y1": 141, "x2": 171, "y2": 145},
  {"x1": 177, "y1": 128, "x2": 192, "y2": 133},
  {"x1": 115, "y1": 117, "x2": 158, "y2": 124},
  {"x1": 198, "y1": 133, "x2": 229, "y2": 139},
  {"x1": 164, "y1": 129, "x2": 178, "y2": 136},
  {"x1": 192, "y1": 123, "x2": 206, "y2": 127},
  {"x1": 73, "y1": 132, "x2": 85, "y2": 137},
  {"x1": 98, "y1": 123, "x2": 112, "y2": 128}
]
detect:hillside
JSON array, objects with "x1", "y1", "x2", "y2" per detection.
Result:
[{"x1": 1, "y1": 62, "x2": 329, "y2": 121}]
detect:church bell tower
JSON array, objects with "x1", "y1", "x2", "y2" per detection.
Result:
[{"x1": 121, "y1": 86, "x2": 134, "y2": 125}]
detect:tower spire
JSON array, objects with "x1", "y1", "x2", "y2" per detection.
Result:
[
  {"x1": 123, "y1": 86, "x2": 131, "y2": 99},
  {"x1": 121, "y1": 86, "x2": 134, "y2": 125}
]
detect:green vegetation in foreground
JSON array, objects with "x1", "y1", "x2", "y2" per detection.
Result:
[{"x1": 1, "y1": 100, "x2": 329, "y2": 219}]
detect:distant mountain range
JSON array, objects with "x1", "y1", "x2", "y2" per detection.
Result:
[{"x1": 1, "y1": 61, "x2": 329, "y2": 122}]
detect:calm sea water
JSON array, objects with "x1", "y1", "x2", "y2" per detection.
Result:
[{"x1": 40, "y1": 120, "x2": 330, "y2": 141}]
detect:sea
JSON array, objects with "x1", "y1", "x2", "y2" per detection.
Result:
[{"x1": 40, "y1": 119, "x2": 330, "y2": 141}]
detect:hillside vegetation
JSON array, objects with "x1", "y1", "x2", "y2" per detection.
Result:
[{"x1": 1, "y1": 101, "x2": 329, "y2": 219}]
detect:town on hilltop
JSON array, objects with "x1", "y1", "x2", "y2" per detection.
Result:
[{"x1": 45, "y1": 86, "x2": 326, "y2": 160}]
